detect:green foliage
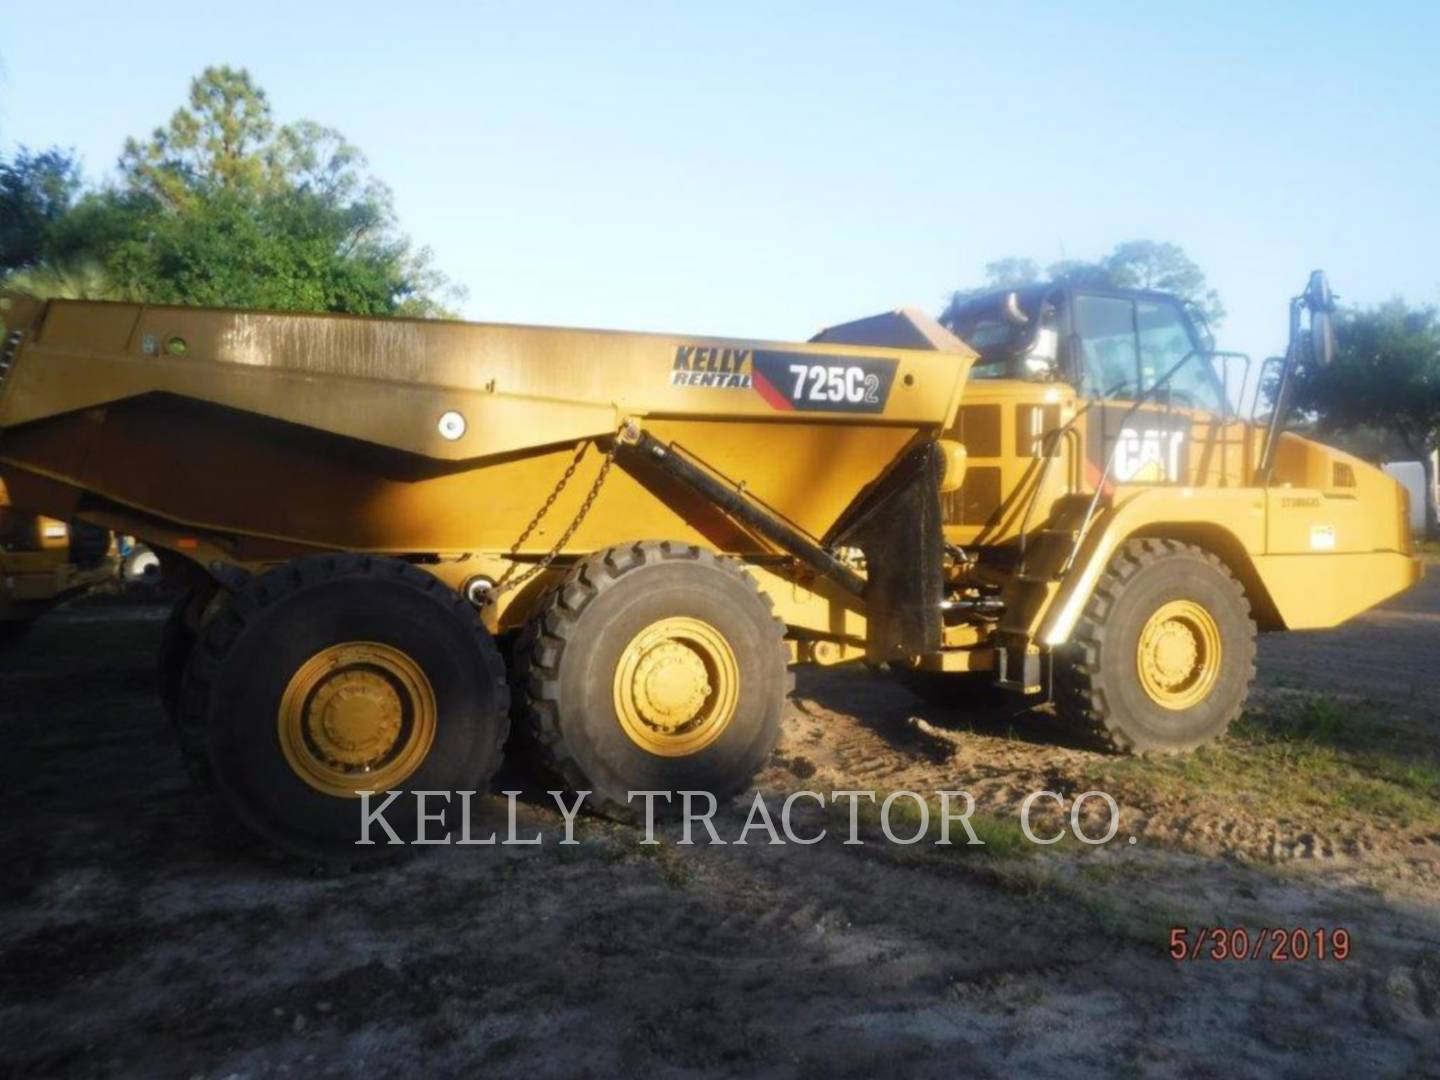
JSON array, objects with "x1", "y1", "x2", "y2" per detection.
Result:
[
  {"x1": 1, "y1": 257, "x2": 127, "y2": 301},
  {"x1": 827, "y1": 791, "x2": 1045, "y2": 857},
  {"x1": 977, "y1": 256, "x2": 1040, "y2": 289},
  {"x1": 1105, "y1": 240, "x2": 1217, "y2": 306},
  {"x1": 0, "y1": 147, "x2": 83, "y2": 275},
  {"x1": 1289, "y1": 300, "x2": 1440, "y2": 530},
  {"x1": 120, "y1": 65, "x2": 280, "y2": 206},
  {"x1": 2, "y1": 66, "x2": 458, "y2": 316},
  {"x1": 1289, "y1": 301, "x2": 1440, "y2": 458},
  {"x1": 941, "y1": 239, "x2": 1224, "y2": 330},
  {"x1": 1083, "y1": 694, "x2": 1440, "y2": 835}
]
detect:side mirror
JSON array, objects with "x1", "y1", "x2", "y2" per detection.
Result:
[
  {"x1": 1304, "y1": 270, "x2": 1337, "y2": 368},
  {"x1": 1002, "y1": 292, "x2": 1029, "y2": 326}
]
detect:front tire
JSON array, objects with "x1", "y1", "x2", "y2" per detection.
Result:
[
  {"x1": 1056, "y1": 539, "x2": 1255, "y2": 754},
  {"x1": 179, "y1": 555, "x2": 509, "y2": 861},
  {"x1": 516, "y1": 541, "x2": 791, "y2": 816}
]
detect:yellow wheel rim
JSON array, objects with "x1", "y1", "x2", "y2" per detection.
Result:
[
  {"x1": 613, "y1": 616, "x2": 738, "y2": 757},
  {"x1": 1135, "y1": 599, "x2": 1222, "y2": 710},
  {"x1": 277, "y1": 642, "x2": 437, "y2": 797}
]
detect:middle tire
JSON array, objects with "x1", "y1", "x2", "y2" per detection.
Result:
[{"x1": 516, "y1": 541, "x2": 791, "y2": 815}]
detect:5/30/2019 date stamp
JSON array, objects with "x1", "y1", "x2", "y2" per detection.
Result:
[{"x1": 1169, "y1": 927, "x2": 1351, "y2": 963}]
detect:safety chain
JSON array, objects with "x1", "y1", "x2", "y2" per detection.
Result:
[{"x1": 489, "y1": 426, "x2": 625, "y2": 598}]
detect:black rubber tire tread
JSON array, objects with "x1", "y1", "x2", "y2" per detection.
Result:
[
  {"x1": 1056, "y1": 538, "x2": 1257, "y2": 754},
  {"x1": 515, "y1": 540, "x2": 793, "y2": 818},
  {"x1": 158, "y1": 583, "x2": 217, "y2": 728},
  {"x1": 177, "y1": 553, "x2": 510, "y2": 863}
]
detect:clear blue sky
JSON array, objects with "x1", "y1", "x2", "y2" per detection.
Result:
[{"x1": 2, "y1": 1, "x2": 1436, "y2": 362}]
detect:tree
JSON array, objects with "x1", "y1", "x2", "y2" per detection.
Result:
[
  {"x1": 1289, "y1": 300, "x2": 1440, "y2": 534},
  {"x1": 119, "y1": 65, "x2": 280, "y2": 207},
  {"x1": 940, "y1": 240, "x2": 1224, "y2": 331},
  {"x1": 1104, "y1": 240, "x2": 1224, "y2": 327},
  {"x1": 0, "y1": 147, "x2": 83, "y2": 275},
  {"x1": 978, "y1": 257, "x2": 1039, "y2": 289},
  {"x1": 4, "y1": 66, "x2": 459, "y2": 316}
]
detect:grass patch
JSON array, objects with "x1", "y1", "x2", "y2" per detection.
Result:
[
  {"x1": 1084, "y1": 893, "x2": 1196, "y2": 948},
  {"x1": 828, "y1": 791, "x2": 1058, "y2": 858},
  {"x1": 631, "y1": 838, "x2": 697, "y2": 887},
  {"x1": 1082, "y1": 695, "x2": 1440, "y2": 833}
]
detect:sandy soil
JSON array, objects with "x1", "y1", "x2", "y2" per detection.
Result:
[{"x1": 1, "y1": 576, "x2": 1438, "y2": 1077}]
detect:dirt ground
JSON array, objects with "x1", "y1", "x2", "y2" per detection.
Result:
[{"x1": 2, "y1": 572, "x2": 1439, "y2": 1077}]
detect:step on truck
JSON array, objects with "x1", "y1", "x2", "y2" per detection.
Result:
[{"x1": 0, "y1": 272, "x2": 1420, "y2": 858}]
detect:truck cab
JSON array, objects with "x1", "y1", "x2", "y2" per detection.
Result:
[{"x1": 938, "y1": 282, "x2": 1258, "y2": 552}]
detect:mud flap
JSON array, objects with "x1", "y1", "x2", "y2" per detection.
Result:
[{"x1": 829, "y1": 443, "x2": 946, "y2": 660}]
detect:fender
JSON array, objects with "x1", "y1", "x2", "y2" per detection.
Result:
[{"x1": 1036, "y1": 485, "x2": 1419, "y2": 646}]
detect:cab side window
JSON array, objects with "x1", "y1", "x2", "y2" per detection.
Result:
[
  {"x1": 1137, "y1": 300, "x2": 1224, "y2": 413},
  {"x1": 1072, "y1": 295, "x2": 1138, "y2": 399},
  {"x1": 1072, "y1": 294, "x2": 1225, "y2": 414}
]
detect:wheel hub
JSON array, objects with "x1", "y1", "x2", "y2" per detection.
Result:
[
  {"x1": 1148, "y1": 622, "x2": 1199, "y2": 688},
  {"x1": 613, "y1": 616, "x2": 738, "y2": 757},
  {"x1": 278, "y1": 642, "x2": 437, "y2": 797},
  {"x1": 1136, "y1": 600, "x2": 1222, "y2": 710},
  {"x1": 631, "y1": 640, "x2": 712, "y2": 731},
  {"x1": 307, "y1": 670, "x2": 405, "y2": 765}
]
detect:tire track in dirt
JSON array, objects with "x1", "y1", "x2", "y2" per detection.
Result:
[{"x1": 767, "y1": 656, "x2": 1440, "y2": 890}]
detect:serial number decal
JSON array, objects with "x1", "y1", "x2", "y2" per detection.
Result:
[
  {"x1": 1168, "y1": 926, "x2": 1351, "y2": 962},
  {"x1": 749, "y1": 350, "x2": 897, "y2": 414}
]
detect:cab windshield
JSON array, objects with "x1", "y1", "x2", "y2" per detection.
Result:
[
  {"x1": 949, "y1": 287, "x2": 1230, "y2": 414},
  {"x1": 1073, "y1": 294, "x2": 1228, "y2": 414}
]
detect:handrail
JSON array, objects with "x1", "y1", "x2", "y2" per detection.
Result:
[
  {"x1": 1209, "y1": 350, "x2": 1250, "y2": 487},
  {"x1": 1016, "y1": 401, "x2": 1097, "y2": 562},
  {"x1": 1014, "y1": 347, "x2": 1244, "y2": 576},
  {"x1": 1059, "y1": 348, "x2": 1212, "y2": 574}
]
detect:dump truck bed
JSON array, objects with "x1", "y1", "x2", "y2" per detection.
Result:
[{"x1": 0, "y1": 295, "x2": 974, "y2": 565}]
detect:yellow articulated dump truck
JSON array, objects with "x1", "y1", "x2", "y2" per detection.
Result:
[
  {"x1": 0, "y1": 273, "x2": 1419, "y2": 857},
  {"x1": 0, "y1": 479, "x2": 121, "y2": 644}
]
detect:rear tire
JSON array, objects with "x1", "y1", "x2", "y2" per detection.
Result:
[
  {"x1": 178, "y1": 554, "x2": 509, "y2": 862},
  {"x1": 158, "y1": 583, "x2": 216, "y2": 727},
  {"x1": 1055, "y1": 539, "x2": 1255, "y2": 754},
  {"x1": 516, "y1": 541, "x2": 791, "y2": 817}
]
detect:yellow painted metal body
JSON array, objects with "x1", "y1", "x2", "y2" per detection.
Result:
[
  {"x1": 0, "y1": 295, "x2": 970, "y2": 639},
  {"x1": 948, "y1": 378, "x2": 1422, "y2": 645},
  {"x1": 0, "y1": 477, "x2": 118, "y2": 623},
  {"x1": 0, "y1": 292, "x2": 1421, "y2": 661}
]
